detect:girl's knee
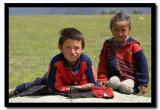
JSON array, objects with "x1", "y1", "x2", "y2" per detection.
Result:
[
  {"x1": 118, "y1": 79, "x2": 134, "y2": 94},
  {"x1": 106, "y1": 76, "x2": 120, "y2": 90}
]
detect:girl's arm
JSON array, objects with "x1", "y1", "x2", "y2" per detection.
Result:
[{"x1": 133, "y1": 44, "x2": 149, "y2": 94}]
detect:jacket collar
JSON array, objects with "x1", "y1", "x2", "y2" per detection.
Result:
[
  {"x1": 63, "y1": 54, "x2": 81, "y2": 74},
  {"x1": 106, "y1": 36, "x2": 139, "y2": 49}
]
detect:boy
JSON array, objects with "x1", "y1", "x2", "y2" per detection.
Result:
[
  {"x1": 97, "y1": 12, "x2": 149, "y2": 94},
  {"x1": 9, "y1": 27, "x2": 100, "y2": 97}
]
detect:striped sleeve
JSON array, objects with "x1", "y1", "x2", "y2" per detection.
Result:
[
  {"x1": 132, "y1": 43, "x2": 142, "y2": 53},
  {"x1": 97, "y1": 41, "x2": 108, "y2": 83},
  {"x1": 133, "y1": 50, "x2": 149, "y2": 86}
]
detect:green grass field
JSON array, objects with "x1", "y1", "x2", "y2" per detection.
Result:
[{"x1": 9, "y1": 14, "x2": 151, "y2": 96}]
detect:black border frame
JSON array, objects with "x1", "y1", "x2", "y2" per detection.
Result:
[{"x1": 5, "y1": 3, "x2": 157, "y2": 108}]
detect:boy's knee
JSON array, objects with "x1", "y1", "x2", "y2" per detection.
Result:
[{"x1": 106, "y1": 76, "x2": 120, "y2": 90}]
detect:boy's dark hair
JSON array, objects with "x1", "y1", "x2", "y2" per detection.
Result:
[
  {"x1": 58, "y1": 28, "x2": 85, "y2": 49},
  {"x1": 109, "y1": 12, "x2": 131, "y2": 29}
]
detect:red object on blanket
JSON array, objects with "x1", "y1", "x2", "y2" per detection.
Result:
[{"x1": 92, "y1": 87, "x2": 114, "y2": 98}]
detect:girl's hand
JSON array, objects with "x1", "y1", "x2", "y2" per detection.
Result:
[{"x1": 140, "y1": 85, "x2": 147, "y2": 94}]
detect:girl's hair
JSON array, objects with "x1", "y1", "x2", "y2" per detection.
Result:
[
  {"x1": 58, "y1": 27, "x2": 85, "y2": 49},
  {"x1": 109, "y1": 12, "x2": 131, "y2": 29}
]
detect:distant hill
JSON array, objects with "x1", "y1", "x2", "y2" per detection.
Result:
[{"x1": 9, "y1": 7, "x2": 151, "y2": 16}]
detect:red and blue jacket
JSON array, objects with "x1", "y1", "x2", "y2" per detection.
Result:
[
  {"x1": 48, "y1": 53, "x2": 100, "y2": 93},
  {"x1": 97, "y1": 37, "x2": 149, "y2": 87}
]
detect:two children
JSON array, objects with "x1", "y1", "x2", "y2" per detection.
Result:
[{"x1": 9, "y1": 12, "x2": 149, "y2": 98}]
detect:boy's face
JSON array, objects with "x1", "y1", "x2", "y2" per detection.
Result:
[
  {"x1": 60, "y1": 39, "x2": 83, "y2": 65},
  {"x1": 111, "y1": 21, "x2": 131, "y2": 43}
]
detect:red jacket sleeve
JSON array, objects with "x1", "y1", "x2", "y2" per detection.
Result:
[
  {"x1": 78, "y1": 61, "x2": 97, "y2": 85},
  {"x1": 54, "y1": 71, "x2": 70, "y2": 93},
  {"x1": 97, "y1": 42, "x2": 108, "y2": 83}
]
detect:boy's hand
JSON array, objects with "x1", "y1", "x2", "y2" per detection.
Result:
[
  {"x1": 84, "y1": 83, "x2": 95, "y2": 87},
  {"x1": 70, "y1": 83, "x2": 95, "y2": 91}
]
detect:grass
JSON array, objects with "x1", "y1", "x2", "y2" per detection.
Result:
[{"x1": 9, "y1": 14, "x2": 151, "y2": 96}]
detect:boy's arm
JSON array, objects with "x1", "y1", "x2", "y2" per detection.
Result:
[
  {"x1": 70, "y1": 83, "x2": 95, "y2": 91},
  {"x1": 78, "y1": 65, "x2": 98, "y2": 89},
  {"x1": 83, "y1": 58, "x2": 101, "y2": 87},
  {"x1": 54, "y1": 72, "x2": 95, "y2": 93},
  {"x1": 54, "y1": 71, "x2": 70, "y2": 92}
]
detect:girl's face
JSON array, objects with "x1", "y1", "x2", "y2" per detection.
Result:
[
  {"x1": 60, "y1": 39, "x2": 83, "y2": 66},
  {"x1": 111, "y1": 21, "x2": 131, "y2": 43}
]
